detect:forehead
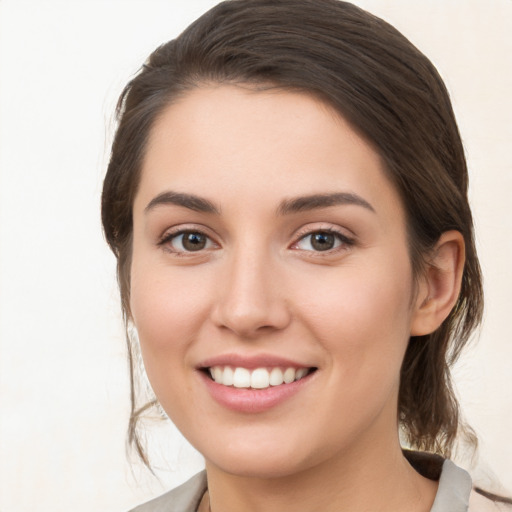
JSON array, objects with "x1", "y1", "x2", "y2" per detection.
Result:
[{"x1": 136, "y1": 85, "x2": 403, "y2": 225}]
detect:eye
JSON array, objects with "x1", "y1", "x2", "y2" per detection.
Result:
[
  {"x1": 293, "y1": 230, "x2": 352, "y2": 252},
  {"x1": 162, "y1": 230, "x2": 216, "y2": 253}
]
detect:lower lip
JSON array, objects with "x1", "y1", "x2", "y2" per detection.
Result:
[{"x1": 200, "y1": 371, "x2": 315, "y2": 413}]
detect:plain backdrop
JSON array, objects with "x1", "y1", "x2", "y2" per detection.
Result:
[{"x1": 0, "y1": 1, "x2": 510, "y2": 510}]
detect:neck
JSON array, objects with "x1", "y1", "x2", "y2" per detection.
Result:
[{"x1": 203, "y1": 436, "x2": 437, "y2": 512}]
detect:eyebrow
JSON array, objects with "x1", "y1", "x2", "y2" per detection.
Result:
[
  {"x1": 277, "y1": 192, "x2": 375, "y2": 215},
  {"x1": 144, "y1": 190, "x2": 374, "y2": 216},
  {"x1": 145, "y1": 191, "x2": 220, "y2": 215}
]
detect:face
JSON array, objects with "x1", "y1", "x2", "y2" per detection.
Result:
[{"x1": 130, "y1": 85, "x2": 420, "y2": 478}]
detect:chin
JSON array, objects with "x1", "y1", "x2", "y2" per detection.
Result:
[
  {"x1": 200, "y1": 432, "x2": 332, "y2": 480},
  {"x1": 208, "y1": 453, "x2": 310, "y2": 480}
]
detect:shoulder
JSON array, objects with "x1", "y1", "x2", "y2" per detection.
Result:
[
  {"x1": 469, "y1": 490, "x2": 512, "y2": 512},
  {"x1": 128, "y1": 471, "x2": 207, "y2": 512},
  {"x1": 432, "y1": 458, "x2": 512, "y2": 512}
]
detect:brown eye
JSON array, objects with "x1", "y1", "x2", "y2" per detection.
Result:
[
  {"x1": 169, "y1": 231, "x2": 212, "y2": 252},
  {"x1": 310, "y1": 232, "x2": 336, "y2": 251},
  {"x1": 294, "y1": 230, "x2": 352, "y2": 253},
  {"x1": 183, "y1": 232, "x2": 207, "y2": 251}
]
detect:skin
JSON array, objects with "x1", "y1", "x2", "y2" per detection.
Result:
[{"x1": 130, "y1": 85, "x2": 464, "y2": 512}]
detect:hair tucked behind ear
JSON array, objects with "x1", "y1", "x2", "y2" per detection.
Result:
[{"x1": 102, "y1": 0, "x2": 484, "y2": 468}]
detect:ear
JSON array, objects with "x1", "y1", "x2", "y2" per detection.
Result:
[{"x1": 410, "y1": 230, "x2": 465, "y2": 336}]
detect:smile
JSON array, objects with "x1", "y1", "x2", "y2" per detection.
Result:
[{"x1": 208, "y1": 366, "x2": 314, "y2": 389}]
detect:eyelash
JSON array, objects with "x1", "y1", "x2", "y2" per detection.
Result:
[
  {"x1": 158, "y1": 227, "x2": 217, "y2": 256},
  {"x1": 291, "y1": 227, "x2": 355, "y2": 254},
  {"x1": 157, "y1": 226, "x2": 355, "y2": 256}
]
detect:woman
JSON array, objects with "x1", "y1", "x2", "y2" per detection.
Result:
[{"x1": 102, "y1": 0, "x2": 511, "y2": 510}]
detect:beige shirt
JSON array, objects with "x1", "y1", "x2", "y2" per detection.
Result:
[{"x1": 129, "y1": 458, "x2": 505, "y2": 512}]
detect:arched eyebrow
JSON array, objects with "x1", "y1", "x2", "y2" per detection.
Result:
[
  {"x1": 145, "y1": 191, "x2": 220, "y2": 214},
  {"x1": 277, "y1": 192, "x2": 375, "y2": 215}
]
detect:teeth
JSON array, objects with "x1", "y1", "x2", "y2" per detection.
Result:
[
  {"x1": 233, "y1": 367, "x2": 251, "y2": 388},
  {"x1": 283, "y1": 367, "x2": 295, "y2": 384},
  {"x1": 269, "y1": 367, "x2": 284, "y2": 386},
  {"x1": 250, "y1": 368, "x2": 269, "y2": 389},
  {"x1": 213, "y1": 366, "x2": 223, "y2": 383},
  {"x1": 223, "y1": 366, "x2": 234, "y2": 386},
  {"x1": 208, "y1": 366, "x2": 310, "y2": 389},
  {"x1": 295, "y1": 368, "x2": 307, "y2": 380}
]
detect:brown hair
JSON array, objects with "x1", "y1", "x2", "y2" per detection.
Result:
[{"x1": 103, "y1": 0, "x2": 482, "y2": 471}]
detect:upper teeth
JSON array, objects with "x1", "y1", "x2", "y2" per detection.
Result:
[{"x1": 209, "y1": 366, "x2": 309, "y2": 389}]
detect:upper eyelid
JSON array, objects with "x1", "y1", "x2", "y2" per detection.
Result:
[
  {"x1": 292, "y1": 224, "x2": 355, "y2": 242},
  {"x1": 158, "y1": 224, "x2": 217, "y2": 243}
]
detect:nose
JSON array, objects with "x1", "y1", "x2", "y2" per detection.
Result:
[{"x1": 211, "y1": 248, "x2": 291, "y2": 339}]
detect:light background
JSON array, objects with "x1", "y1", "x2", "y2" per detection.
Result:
[{"x1": 0, "y1": 1, "x2": 510, "y2": 510}]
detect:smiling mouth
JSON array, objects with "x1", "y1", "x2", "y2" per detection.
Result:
[{"x1": 204, "y1": 366, "x2": 317, "y2": 390}]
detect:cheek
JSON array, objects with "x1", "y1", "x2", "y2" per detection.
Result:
[
  {"x1": 297, "y1": 253, "x2": 414, "y2": 376},
  {"x1": 298, "y1": 260, "x2": 414, "y2": 439},
  {"x1": 129, "y1": 262, "x2": 212, "y2": 366},
  {"x1": 128, "y1": 264, "x2": 214, "y2": 418}
]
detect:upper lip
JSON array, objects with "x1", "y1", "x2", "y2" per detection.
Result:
[{"x1": 198, "y1": 353, "x2": 315, "y2": 370}]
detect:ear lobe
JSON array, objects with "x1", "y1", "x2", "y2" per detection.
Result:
[{"x1": 410, "y1": 231, "x2": 465, "y2": 336}]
